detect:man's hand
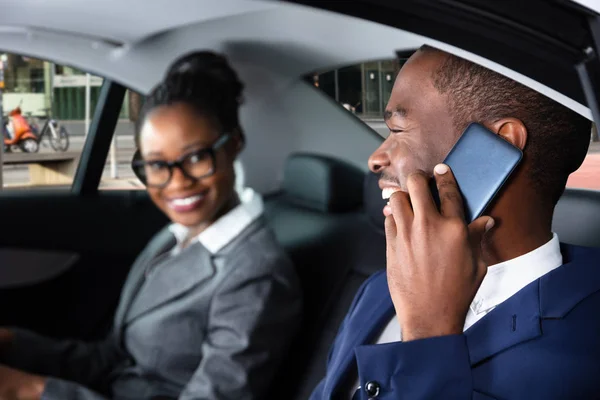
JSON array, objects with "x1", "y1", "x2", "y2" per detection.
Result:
[
  {"x1": 385, "y1": 164, "x2": 494, "y2": 341},
  {"x1": 0, "y1": 364, "x2": 46, "y2": 400}
]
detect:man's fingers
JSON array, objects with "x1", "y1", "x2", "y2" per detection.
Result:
[
  {"x1": 384, "y1": 214, "x2": 397, "y2": 257},
  {"x1": 388, "y1": 190, "x2": 413, "y2": 232},
  {"x1": 385, "y1": 190, "x2": 411, "y2": 253},
  {"x1": 434, "y1": 164, "x2": 466, "y2": 221},
  {"x1": 406, "y1": 171, "x2": 438, "y2": 218},
  {"x1": 384, "y1": 214, "x2": 397, "y2": 242},
  {"x1": 468, "y1": 216, "x2": 495, "y2": 271},
  {"x1": 389, "y1": 189, "x2": 413, "y2": 221}
]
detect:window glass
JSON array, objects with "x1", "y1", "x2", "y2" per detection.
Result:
[
  {"x1": 99, "y1": 90, "x2": 144, "y2": 190},
  {"x1": 307, "y1": 57, "x2": 402, "y2": 140},
  {"x1": 566, "y1": 123, "x2": 599, "y2": 190},
  {"x1": 0, "y1": 52, "x2": 128, "y2": 191}
]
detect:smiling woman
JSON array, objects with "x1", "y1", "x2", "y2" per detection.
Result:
[
  {"x1": 134, "y1": 103, "x2": 238, "y2": 232},
  {"x1": 0, "y1": 51, "x2": 302, "y2": 400}
]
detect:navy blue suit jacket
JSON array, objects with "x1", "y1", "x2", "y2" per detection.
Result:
[{"x1": 310, "y1": 244, "x2": 600, "y2": 399}]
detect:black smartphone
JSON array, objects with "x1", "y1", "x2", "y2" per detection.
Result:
[{"x1": 430, "y1": 123, "x2": 523, "y2": 223}]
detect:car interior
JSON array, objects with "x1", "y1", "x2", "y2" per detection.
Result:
[{"x1": 0, "y1": 0, "x2": 600, "y2": 398}]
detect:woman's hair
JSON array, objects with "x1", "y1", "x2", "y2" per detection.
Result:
[{"x1": 135, "y1": 51, "x2": 245, "y2": 149}]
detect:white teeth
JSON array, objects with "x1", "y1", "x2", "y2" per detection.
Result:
[
  {"x1": 171, "y1": 195, "x2": 202, "y2": 206},
  {"x1": 382, "y1": 187, "x2": 401, "y2": 200}
]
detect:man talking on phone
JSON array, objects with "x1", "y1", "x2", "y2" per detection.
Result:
[{"x1": 310, "y1": 45, "x2": 599, "y2": 399}]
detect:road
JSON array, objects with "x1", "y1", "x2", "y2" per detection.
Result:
[{"x1": 3, "y1": 120, "x2": 600, "y2": 190}]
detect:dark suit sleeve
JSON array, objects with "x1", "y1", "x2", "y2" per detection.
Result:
[
  {"x1": 309, "y1": 273, "x2": 376, "y2": 400},
  {"x1": 41, "y1": 378, "x2": 111, "y2": 400},
  {"x1": 0, "y1": 329, "x2": 123, "y2": 400},
  {"x1": 353, "y1": 335, "x2": 474, "y2": 399},
  {"x1": 2, "y1": 329, "x2": 122, "y2": 387},
  {"x1": 178, "y1": 251, "x2": 302, "y2": 400}
]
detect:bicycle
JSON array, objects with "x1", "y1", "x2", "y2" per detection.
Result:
[{"x1": 28, "y1": 108, "x2": 70, "y2": 152}]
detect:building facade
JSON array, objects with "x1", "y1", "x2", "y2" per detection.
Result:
[
  {"x1": 308, "y1": 58, "x2": 400, "y2": 118},
  {"x1": 0, "y1": 53, "x2": 130, "y2": 120},
  {"x1": 1, "y1": 53, "x2": 400, "y2": 121}
]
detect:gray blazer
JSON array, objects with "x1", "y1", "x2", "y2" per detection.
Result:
[{"x1": 2, "y1": 217, "x2": 302, "y2": 400}]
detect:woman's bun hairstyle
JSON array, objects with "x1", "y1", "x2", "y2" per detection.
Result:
[{"x1": 135, "y1": 51, "x2": 245, "y2": 149}]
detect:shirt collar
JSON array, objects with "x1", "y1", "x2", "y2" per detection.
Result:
[
  {"x1": 470, "y1": 232, "x2": 563, "y2": 315},
  {"x1": 169, "y1": 187, "x2": 264, "y2": 254}
]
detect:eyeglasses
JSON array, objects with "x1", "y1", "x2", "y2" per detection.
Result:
[{"x1": 132, "y1": 134, "x2": 231, "y2": 188}]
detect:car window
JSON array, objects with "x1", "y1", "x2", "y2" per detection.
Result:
[
  {"x1": 566, "y1": 123, "x2": 599, "y2": 190},
  {"x1": 0, "y1": 52, "x2": 128, "y2": 191},
  {"x1": 98, "y1": 90, "x2": 144, "y2": 190},
  {"x1": 307, "y1": 57, "x2": 401, "y2": 140}
]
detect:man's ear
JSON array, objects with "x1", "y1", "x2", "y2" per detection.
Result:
[{"x1": 485, "y1": 118, "x2": 528, "y2": 150}]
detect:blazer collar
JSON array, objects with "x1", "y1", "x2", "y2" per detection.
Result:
[
  {"x1": 122, "y1": 218, "x2": 267, "y2": 325},
  {"x1": 466, "y1": 243, "x2": 600, "y2": 365},
  {"x1": 114, "y1": 228, "x2": 176, "y2": 329}
]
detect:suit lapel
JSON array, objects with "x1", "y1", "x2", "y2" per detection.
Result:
[
  {"x1": 466, "y1": 243, "x2": 600, "y2": 365},
  {"x1": 120, "y1": 218, "x2": 266, "y2": 326},
  {"x1": 114, "y1": 228, "x2": 177, "y2": 328},
  {"x1": 125, "y1": 240, "x2": 214, "y2": 324},
  {"x1": 465, "y1": 279, "x2": 542, "y2": 366}
]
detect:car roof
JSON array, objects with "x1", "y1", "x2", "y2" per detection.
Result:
[{"x1": 0, "y1": 0, "x2": 594, "y2": 119}]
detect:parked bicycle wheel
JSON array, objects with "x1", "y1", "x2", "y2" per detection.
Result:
[{"x1": 49, "y1": 125, "x2": 69, "y2": 152}]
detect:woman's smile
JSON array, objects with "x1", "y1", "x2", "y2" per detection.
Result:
[{"x1": 166, "y1": 190, "x2": 208, "y2": 213}]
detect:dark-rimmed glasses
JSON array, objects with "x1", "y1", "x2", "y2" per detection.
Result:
[{"x1": 132, "y1": 134, "x2": 231, "y2": 188}]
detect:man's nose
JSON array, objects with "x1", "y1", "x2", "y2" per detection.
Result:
[{"x1": 368, "y1": 144, "x2": 391, "y2": 174}]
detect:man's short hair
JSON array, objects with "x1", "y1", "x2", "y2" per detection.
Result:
[{"x1": 420, "y1": 45, "x2": 591, "y2": 205}]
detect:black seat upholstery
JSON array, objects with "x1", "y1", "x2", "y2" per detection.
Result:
[
  {"x1": 264, "y1": 153, "x2": 387, "y2": 399},
  {"x1": 553, "y1": 188, "x2": 600, "y2": 248},
  {"x1": 264, "y1": 153, "x2": 367, "y2": 321}
]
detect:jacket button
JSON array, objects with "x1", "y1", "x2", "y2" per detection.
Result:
[{"x1": 365, "y1": 381, "x2": 381, "y2": 398}]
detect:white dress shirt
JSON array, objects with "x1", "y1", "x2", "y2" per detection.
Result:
[
  {"x1": 349, "y1": 233, "x2": 563, "y2": 398},
  {"x1": 168, "y1": 187, "x2": 264, "y2": 256}
]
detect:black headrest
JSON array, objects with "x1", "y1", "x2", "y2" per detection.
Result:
[
  {"x1": 364, "y1": 171, "x2": 387, "y2": 233},
  {"x1": 282, "y1": 153, "x2": 365, "y2": 213},
  {"x1": 553, "y1": 188, "x2": 600, "y2": 248}
]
